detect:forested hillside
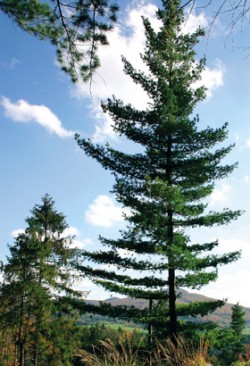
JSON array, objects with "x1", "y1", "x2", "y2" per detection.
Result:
[{"x1": 85, "y1": 289, "x2": 250, "y2": 328}]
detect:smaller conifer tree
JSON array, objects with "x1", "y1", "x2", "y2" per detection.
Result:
[
  {"x1": 0, "y1": 194, "x2": 82, "y2": 365},
  {"x1": 231, "y1": 303, "x2": 246, "y2": 358}
]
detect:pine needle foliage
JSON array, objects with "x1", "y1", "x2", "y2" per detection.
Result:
[
  {"x1": 0, "y1": 194, "x2": 82, "y2": 366},
  {"x1": 76, "y1": 0, "x2": 242, "y2": 340},
  {"x1": 1, "y1": 0, "x2": 118, "y2": 82}
]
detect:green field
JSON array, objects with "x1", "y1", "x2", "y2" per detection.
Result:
[{"x1": 98, "y1": 321, "x2": 146, "y2": 333}]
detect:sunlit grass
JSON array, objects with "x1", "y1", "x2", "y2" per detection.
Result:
[
  {"x1": 76, "y1": 331, "x2": 211, "y2": 366},
  {"x1": 76, "y1": 330, "x2": 145, "y2": 366},
  {"x1": 154, "y1": 336, "x2": 210, "y2": 366}
]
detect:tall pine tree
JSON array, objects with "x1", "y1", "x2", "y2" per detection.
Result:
[{"x1": 76, "y1": 0, "x2": 241, "y2": 339}]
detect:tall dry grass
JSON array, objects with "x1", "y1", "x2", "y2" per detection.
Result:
[
  {"x1": 76, "y1": 331, "x2": 211, "y2": 366},
  {"x1": 154, "y1": 336, "x2": 210, "y2": 366},
  {"x1": 76, "y1": 330, "x2": 145, "y2": 366}
]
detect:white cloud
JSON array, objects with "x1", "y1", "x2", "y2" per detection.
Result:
[
  {"x1": 91, "y1": 104, "x2": 118, "y2": 143},
  {"x1": 182, "y1": 10, "x2": 209, "y2": 34},
  {"x1": 11, "y1": 228, "x2": 25, "y2": 238},
  {"x1": 70, "y1": 239, "x2": 88, "y2": 249},
  {"x1": 70, "y1": 237, "x2": 92, "y2": 250},
  {"x1": 243, "y1": 175, "x2": 250, "y2": 184},
  {"x1": 81, "y1": 238, "x2": 92, "y2": 246},
  {"x1": 245, "y1": 139, "x2": 250, "y2": 148},
  {"x1": 85, "y1": 195, "x2": 128, "y2": 227},
  {"x1": 62, "y1": 226, "x2": 80, "y2": 237},
  {"x1": 197, "y1": 267, "x2": 250, "y2": 307},
  {"x1": 193, "y1": 60, "x2": 225, "y2": 99},
  {"x1": 11, "y1": 226, "x2": 89, "y2": 250},
  {"x1": 70, "y1": 3, "x2": 223, "y2": 142},
  {"x1": 71, "y1": 3, "x2": 154, "y2": 142},
  {"x1": 61, "y1": 227, "x2": 92, "y2": 249},
  {"x1": 201, "y1": 61, "x2": 224, "y2": 99},
  {"x1": 190, "y1": 237, "x2": 250, "y2": 306},
  {"x1": 184, "y1": 10, "x2": 224, "y2": 100},
  {"x1": 71, "y1": 3, "x2": 155, "y2": 106},
  {"x1": 1, "y1": 97, "x2": 74, "y2": 138},
  {"x1": 214, "y1": 237, "x2": 248, "y2": 256},
  {"x1": 210, "y1": 182, "x2": 231, "y2": 205}
]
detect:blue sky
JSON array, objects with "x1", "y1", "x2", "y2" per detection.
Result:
[{"x1": 1, "y1": 0, "x2": 250, "y2": 306}]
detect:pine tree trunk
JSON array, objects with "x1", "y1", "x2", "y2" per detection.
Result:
[
  {"x1": 168, "y1": 267, "x2": 177, "y2": 340},
  {"x1": 34, "y1": 348, "x2": 38, "y2": 366},
  {"x1": 20, "y1": 344, "x2": 25, "y2": 366},
  {"x1": 18, "y1": 292, "x2": 25, "y2": 366},
  {"x1": 148, "y1": 298, "x2": 153, "y2": 346},
  {"x1": 167, "y1": 208, "x2": 177, "y2": 342},
  {"x1": 148, "y1": 298, "x2": 153, "y2": 366},
  {"x1": 33, "y1": 315, "x2": 40, "y2": 366},
  {"x1": 14, "y1": 340, "x2": 18, "y2": 366},
  {"x1": 167, "y1": 134, "x2": 177, "y2": 341},
  {"x1": 4, "y1": 328, "x2": 9, "y2": 363}
]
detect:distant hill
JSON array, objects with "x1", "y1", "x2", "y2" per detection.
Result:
[{"x1": 86, "y1": 289, "x2": 250, "y2": 328}]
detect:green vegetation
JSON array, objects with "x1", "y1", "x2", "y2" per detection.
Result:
[
  {"x1": 0, "y1": 0, "x2": 118, "y2": 82},
  {"x1": 0, "y1": 195, "x2": 248, "y2": 365},
  {"x1": 98, "y1": 321, "x2": 143, "y2": 333},
  {"x1": 2, "y1": 0, "x2": 250, "y2": 83},
  {"x1": 76, "y1": 0, "x2": 241, "y2": 342},
  {"x1": 1, "y1": 0, "x2": 250, "y2": 365},
  {"x1": 0, "y1": 195, "x2": 83, "y2": 366}
]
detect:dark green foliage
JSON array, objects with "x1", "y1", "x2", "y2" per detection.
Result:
[
  {"x1": 0, "y1": 194, "x2": 82, "y2": 365},
  {"x1": 1, "y1": 0, "x2": 118, "y2": 82},
  {"x1": 205, "y1": 304, "x2": 246, "y2": 365},
  {"x1": 44, "y1": 301, "x2": 82, "y2": 366},
  {"x1": 76, "y1": 0, "x2": 241, "y2": 340},
  {"x1": 77, "y1": 323, "x2": 124, "y2": 353},
  {"x1": 231, "y1": 303, "x2": 246, "y2": 336},
  {"x1": 24, "y1": 194, "x2": 81, "y2": 295},
  {"x1": 2, "y1": 0, "x2": 250, "y2": 83},
  {"x1": 229, "y1": 303, "x2": 246, "y2": 364}
]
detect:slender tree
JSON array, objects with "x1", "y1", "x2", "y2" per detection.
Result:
[
  {"x1": 231, "y1": 303, "x2": 246, "y2": 335},
  {"x1": 0, "y1": 194, "x2": 82, "y2": 365},
  {"x1": 231, "y1": 303, "x2": 246, "y2": 357},
  {"x1": 76, "y1": 0, "x2": 241, "y2": 340}
]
